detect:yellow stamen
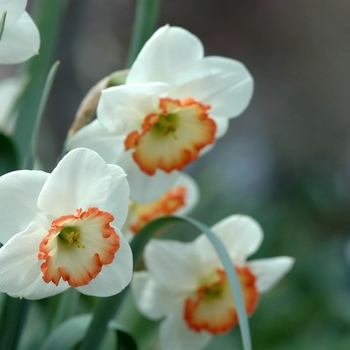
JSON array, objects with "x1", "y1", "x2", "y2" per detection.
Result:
[{"x1": 59, "y1": 227, "x2": 85, "y2": 248}]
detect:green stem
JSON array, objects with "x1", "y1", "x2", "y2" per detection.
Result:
[{"x1": 125, "y1": 0, "x2": 161, "y2": 68}]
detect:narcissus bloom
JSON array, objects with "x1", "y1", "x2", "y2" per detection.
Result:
[
  {"x1": 122, "y1": 173, "x2": 199, "y2": 241},
  {"x1": 0, "y1": 0, "x2": 40, "y2": 64},
  {"x1": 67, "y1": 25, "x2": 253, "y2": 203},
  {"x1": 0, "y1": 148, "x2": 132, "y2": 299},
  {"x1": 132, "y1": 215, "x2": 294, "y2": 350}
]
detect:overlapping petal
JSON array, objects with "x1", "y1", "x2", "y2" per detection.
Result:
[
  {"x1": 248, "y1": 257, "x2": 295, "y2": 293},
  {"x1": 144, "y1": 239, "x2": 200, "y2": 290},
  {"x1": 76, "y1": 231, "x2": 132, "y2": 297},
  {"x1": 37, "y1": 148, "x2": 112, "y2": 218},
  {"x1": 193, "y1": 215, "x2": 263, "y2": 266},
  {"x1": 97, "y1": 83, "x2": 169, "y2": 133},
  {"x1": 0, "y1": 11, "x2": 40, "y2": 64},
  {"x1": 127, "y1": 25, "x2": 204, "y2": 85},
  {"x1": 0, "y1": 0, "x2": 27, "y2": 25},
  {"x1": 0, "y1": 223, "x2": 48, "y2": 294},
  {"x1": 132, "y1": 271, "x2": 183, "y2": 320},
  {"x1": 159, "y1": 309, "x2": 211, "y2": 350},
  {"x1": 66, "y1": 120, "x2": 123, "y2": 164},
  {"x1": 0, "y1": 170, "x2": 48, "y2": 244}
]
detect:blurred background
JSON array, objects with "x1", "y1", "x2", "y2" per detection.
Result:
[{"x1": 2, "y1": 0, "x2": 350, "y2": 349}]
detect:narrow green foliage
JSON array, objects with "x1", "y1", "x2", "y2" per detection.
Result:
[
  {"x1": 0, "y1": 11, "x2": 6, "y2": 42},
  {"x1": 0, "y1": 297, "x2": 31, "y2": 350},
  {"x1": 126, "y1": 0, "x2": 161, "y2": 67},
  {"x1": 0, "y1": 132, "x2": 18, "y2": 175},
  {"x1": 13, "y1": 0, "x2": 69, "y2": 169}
]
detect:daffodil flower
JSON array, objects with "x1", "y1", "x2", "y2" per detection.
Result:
[
  {"x1": 0, "y1": 148, "x2": 132, "y2": 299},
  {"x1": 67, "y1": 25, "x2": 253, "y2": 203},
  {"x1": 0, "y1": 0, "x2": 40, "y2": 64},
  {"x1": 122, "y1": 173, "x2": 199, "y2": 241},
  {"x1": 132, "y1": 215, "x2": 294, "y2": 350}
]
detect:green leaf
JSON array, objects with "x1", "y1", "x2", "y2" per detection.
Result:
[
  {"x1": 0, "y1": 11, "x2": 6, "y2": 42},
  {"x1": 125, "y1": 0, "x2": 161, "y2": 67},
  {"x1": 0, "y1": 132, "x2": 18, "y2": 175},
  {"x1": 109, "y1": 321, "x2": 138, "y2": 350},
  {"x1": 13, "y1": 0, "x2": 69, "y2": 169},
  {"x1": 40, "y1": 314, "x2": 92, "y2": 350},
  {"x1": 26, "y1": 61, "x2": 60, "y2": 169},
  {"x1": 50, "y1": 288, "x2": 80, "y2": 330},
  {"x1": 0, "y1": 297, "x2": 31, "y2": 350}
]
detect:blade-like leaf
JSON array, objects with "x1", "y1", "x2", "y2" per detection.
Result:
[
  {"x1": 0, "y1": 132, "x2": 18, "y2": 175},
  {"x1": 0, "y1": 11, "x2": 6, "y2": 42},
  {"x1": 125, "y1": 0, "x2": 161, "y2": 67},
  {"x1": 109, "y1": 321, "x2": 138, "y2": 350},
  {"x1": 40, "y1": 314, "x2": 92, "y2": 350},
  {"x1": 13, "y1": 0, "x2": 69, "y2": 169}
]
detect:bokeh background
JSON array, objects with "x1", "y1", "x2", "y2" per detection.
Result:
[{"x1": 2, "y1": 0, "x2": 350, "y2": 349}]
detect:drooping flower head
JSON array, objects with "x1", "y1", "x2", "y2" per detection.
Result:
[
  {"x1": 0, "y1": 0, "x2": 40, "y2": 64},
  {"x1": 132, "y1": 215, "x2": 294, "y2": 350},
  {"x1": 67, "y1": 25, "x2": 253, "y2": 203},
  {"x1": 122, "y1": 172, "x2": 199, "y2": 241},
  {"x1": 0, "y1": 148, "x2": 132, "y2": 299}
]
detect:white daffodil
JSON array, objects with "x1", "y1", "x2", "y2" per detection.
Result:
[
  {"x1": 67, "y1": 25, "x2": 253, "y2": 203},
  {"x1": 132, "y1": 215, "x2": 294, "y2": 350},
  {"x1": 0, "y1": 148, "x2": 132, "y2": 300},
  {"x1": 122, "y1": 172, "x2": 199, "y2": 241},
  {"x1": 0, "y1": 0, "x2": 40, "y2": 64}
]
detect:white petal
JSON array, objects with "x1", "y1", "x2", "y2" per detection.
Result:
[
  {"x1": 144, "y1": 239, "x2": 199, "y2": 290},
  {"x1": 117, "y1": 151, "x2": 179, "y2": 203},
  {"x1": 211, "y1": 116, "x2": 229, "y2": 139},
  {"x1": 132, "y1": 271, "x2": 183, "y2": 320},
  {"x1": 9, "y1": 274, "x2": 69, "y2": 300},
  {"x1": 66, "y1": 120, "x2": 123, "y2": 164},
  {"x1": 100, "y1": 164, "x2": 129, "y2": 229},
  {"x1": 0, "y1": 0, "x2": 26, "y2": 25},
  {"x1": 0, "y1": 169, "x2": 48, "y2": 244},
  {"x1": 248, "y1": 257, "x2": 295, "y2": 293},
  {"x1": 173, "y1": 173, "x2": 199, "y2": 216},
  {"x1": 0, "y1": 11, "x2": 40, "y2": 65},
  {"x1": 76, "y1": 231, "x2": 132, "y2": 296},
  {"x1": 193, "y1": 215, "x2": 263, "y2": 266},
  {"x1": 172, "y1": 56, "x2": 253, "y2": 118},
  {"x1": 97, "y1": 83, "x2": 169, "y2": 132},
  {"x1": 127, "y1": 25, "x2": 204, "y2": 85},
  {"x1": 159, "y1": 310, "x2": 212, "y2": 350},
  {"x1": 37, "y1": 148, "x2": 112, "y2": 218},
  {"x1": 0, "y1": 223, "x2": 46, "y2": 294}
]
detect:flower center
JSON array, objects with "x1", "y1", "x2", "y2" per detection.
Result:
[
  {"x1": 183, "y1": 267, "x2": 258, "y2": 334},
  {"x1": 59, "y1": 226, "x2": 85, "y2": 248},
  {"x1": 124, "y1": 97, "x2": 216, "y2": 175},
  {"x1": 38, "y1": 207, "x2": 120, "y2": 288},
  {"x1": 150, "y1": 113, "x2": 178, "y2": 138}
]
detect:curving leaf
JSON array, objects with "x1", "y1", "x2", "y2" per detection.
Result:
[{"x1": 40, "y1": 314, "x2": 92, "y2": 350}]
